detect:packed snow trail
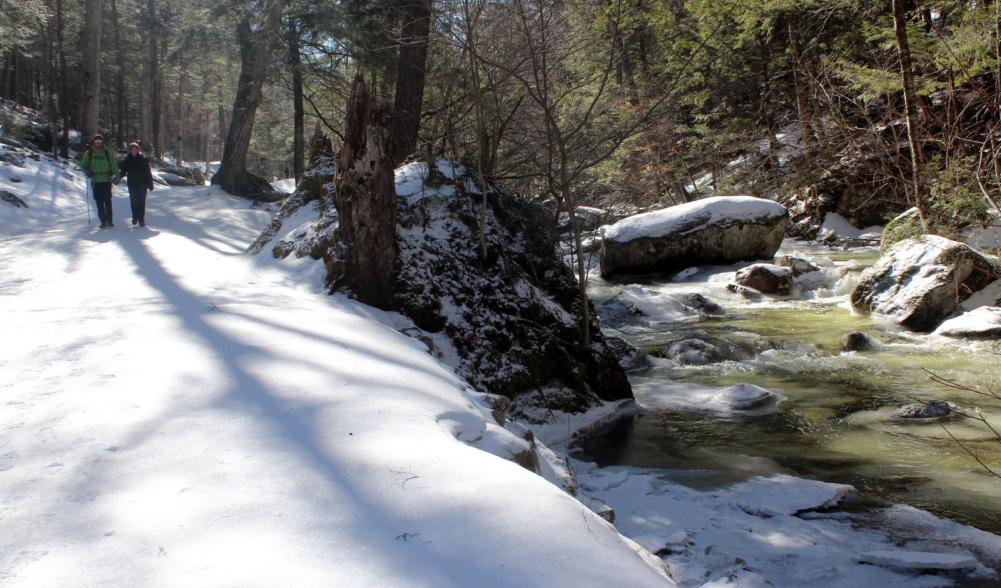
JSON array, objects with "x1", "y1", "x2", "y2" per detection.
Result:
[{"x1": 0, "y1": 175, "x2": 670, "y2": 586}]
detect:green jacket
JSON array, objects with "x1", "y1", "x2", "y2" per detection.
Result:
[{"x1": 80, "y1": 147, "x2": 120, "y2": 183}]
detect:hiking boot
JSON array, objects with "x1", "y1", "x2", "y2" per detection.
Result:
[
  {"x1": 132, "y1": 219, "x2": 138, "y2": 225},
  {"x1": 139, "y1": 221, "x2": 146, "y2": 227}
]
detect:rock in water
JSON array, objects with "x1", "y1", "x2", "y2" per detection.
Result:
[
  {"x1": 667, "y1": 339, "x2": 723, "y2": 365},
  {"x1": 392, "y1": 161, "x2": 632, "y2": 407},
  {"x1": 775, "y1": 254, "x2": 821, "y2": 277},
  {"x1": 710, "y1": 384, "x2": 781, "y2": 411},
  {"x1": 850, "y1": 235, "x2": 1001, "y2": 332},
  {"x1": 841, "y1": 331, "x2": 875, "y2": 351},
  {"x1": 734, "y1": 263, "x2": 794, "y2": 295},
  {"x1": 933, "y1": 306, "x2": 1001, "y2": 339},
  {"x1": 891, "y1": 399, "x2": 954, "y2": 421},
  {"x1": 599, "y1": 196, "x2": 788, "y2": 278}
]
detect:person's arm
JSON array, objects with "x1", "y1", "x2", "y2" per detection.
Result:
[
  {"x1": 145, "y1": 159, "x2": 155, "y2": 191},
  {"x1": 80, "y1": 151, "x2": 92, "y2": 176}
]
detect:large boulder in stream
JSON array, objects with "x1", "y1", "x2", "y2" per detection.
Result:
[
  {"x1": 850, "y1": 235, "x2": 1001, "y2": 332},
  {"x1": 599, "y1": 196, "x2": 788, "y2": 278}
]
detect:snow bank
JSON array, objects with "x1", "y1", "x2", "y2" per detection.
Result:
[
  {"x1": 0, "y1": 158, "x2": 672, "y2": 586},
  {"x1": 603, "y1": 196, "x2": 787, "y2": 244},
  {"x1": 819, "y1": 212, "x2": 883, "y2": 240},
  {"x1": 272, "y1": 178, "x2": 296, "y2": 194},
  {"x1": 577, "y1": 464, "x2": 992, "y2": 587},
  {"x1": 933, "y1": 306, "x2": 1001, "y2": 339}
]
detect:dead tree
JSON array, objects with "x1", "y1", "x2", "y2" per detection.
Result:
[{"x1": 334, "y1": 76, "x2": 398, "y2": 309}]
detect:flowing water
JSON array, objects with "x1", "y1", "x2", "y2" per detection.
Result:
[{"x1": 576, "y1": 240, "x2": 1001, "y2": 532}]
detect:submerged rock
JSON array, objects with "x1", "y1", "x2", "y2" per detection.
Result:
[
  {"x1": 710, "y1": 383, "x2": 782, "y2": 411},
  {"x1": 599, "y1": 196, "x2": 788, "y2": 278},
  {"x1": 850, "y1": 235, "x2": 1001, "y2": 332},
  {"x1": 734, "y1": 263, "x2": 794, "y2": 295},
  {"x1": 841, "y1": 331, "x2": 875, "y2": 352},
  {"x1": 891, "y1": 399, "x2": 955, "y2": 421},
  {"x1": 933, "y1": 306, "x2": 1001, "y2": 339}
]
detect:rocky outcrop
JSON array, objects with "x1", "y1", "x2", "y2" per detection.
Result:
[
  {"x1": 667, "y1": 339, "x2": 723, "y2": 365},
  {"x1": 392, "y1": 161, "x2": 632, "y2": 406},
  {"x1": 1, "y1": 189, "x2": 27, "y2": 208},
  {"x1": 734, "y1": 263, "x2": 794, "y2": 295},
  {"x1": 599, "y1": 196, "x2": 788, "y2": 278},
  {"x1": 850, "y1": 235, "x2": 1001, "y2": 331}
]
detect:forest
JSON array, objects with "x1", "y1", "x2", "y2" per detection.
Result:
[{"x1": 2, "y1": 0, "x2": 998, "y2": 230}]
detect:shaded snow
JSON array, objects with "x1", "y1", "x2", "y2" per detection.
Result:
[
  {"x1": 603, "y1": 196, "x2": 787, "y2": 244},
  {"x1": 271, "y1": 178, "x2": 296, "y2": 194},
  {"x1": 819, "y1": 212, "x2": 883, "y2": 239},
  {"x1": 0, "y1": 156, "x2": 673, "y2": 587}
]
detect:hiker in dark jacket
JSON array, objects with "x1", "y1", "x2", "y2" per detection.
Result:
[
  {"x1": 80, "y1": 135, "x2": 120, "y2": 228},
  {"x1": 118, "y1": 142, "x2": 155, "y2": 226}
]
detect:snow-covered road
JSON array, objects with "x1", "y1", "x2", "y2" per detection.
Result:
[{"x1": 0, "y1": 164, "x2": 670, "y2": 586}]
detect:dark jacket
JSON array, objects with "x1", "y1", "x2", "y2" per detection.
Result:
[{"x1": 119, "y1": 153, "x2": 154, "y2": 191}]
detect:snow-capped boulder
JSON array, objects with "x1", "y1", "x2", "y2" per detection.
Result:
[
  {"x1": 775, "y1": 254, "x2": 820, "y2": 277},
  {"x1": 155, "y1": 171, "x2": 199, "y2": 187},
  {"x1": 734, "y1": 263, "x2": 794, "y2": 295},
  {"x1": 599, "y1": 287, "x2": 722, "y2": 326},
  {"x1": 933, "y1": 306, "x2": 1001, "y2": 339},
  {"x1": 559, "y1": 205, "x2": 610, "y2": 232},
  {"x1": 599, "y1": 196, "x2": 788, "y2": 278},
  {"x1": 850, "y1": 235, "x2": 1001, "y2": 331}
]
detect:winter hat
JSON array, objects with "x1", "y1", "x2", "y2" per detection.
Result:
[
  {"x1": 92, "y1": 134, "x2": 104, "y2": 142},
  {"x1": 128, "y1": 142, "x2": 142, "y2": 153}
]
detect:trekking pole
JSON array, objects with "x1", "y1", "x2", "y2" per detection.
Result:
[{"x1": 85, "y1": 181, "x2": 92, "y2": 225}]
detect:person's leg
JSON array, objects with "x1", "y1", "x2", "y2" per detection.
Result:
[
  {"x1": 138, "y1": 188, "x2": 147, "y2": 225},
  {"x1": 128, "y1": 184, "x2": 139, "y2": 224},
  {"x1": 92, "y1": 183, "x2": 109, "y2": 226},
  {"x1": 94, "y1": 183, "x2": 113, "y2": 227}
]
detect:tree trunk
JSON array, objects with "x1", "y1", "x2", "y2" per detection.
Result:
[
  {"x1": 175, "y1": 67, "x2": 187, "y2": 164},
  {"x1": 111, "y1": 0, "x2": 126, "y2": 146},
  {"x1": 56, "y1": 0, "x2": 69, "y2": 157},
  {"x1": 287, "y1": 18, "x2": 305, "y2": 184},
  {"x1": 892, "y1": 0, "x2": 928, "y2": 228},
  {"x1": 212, "y1": 0, "x2": 286, "y2": 197},
  {"x1": 788, "y1": 13, "x2": 813, "y2": 156},
  {"x1": 148, "y1": 0, "x2": 162, "y2": 158},
  {"x1": 389, "y1": 0, "x2": 432, "y2": 166},
  {"x1": 81, "y1": 0, "x2": 102, "y2": 144},
  {"x1": 334, "y1": 76, "x2": 398, "y2": 308}
]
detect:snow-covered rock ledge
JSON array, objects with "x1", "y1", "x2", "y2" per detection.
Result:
[{"x1": 600, "y1": 196, "x2": 788, "y2": 278}]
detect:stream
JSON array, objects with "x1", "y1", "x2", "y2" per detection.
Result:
[{"x1": 576, "y1": 239, "x2": 1001, "y2": 534}]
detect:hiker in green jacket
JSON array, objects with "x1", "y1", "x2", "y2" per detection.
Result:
[{"x1": 80, "y1": 135, "x2": 120, "y2": 229}]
